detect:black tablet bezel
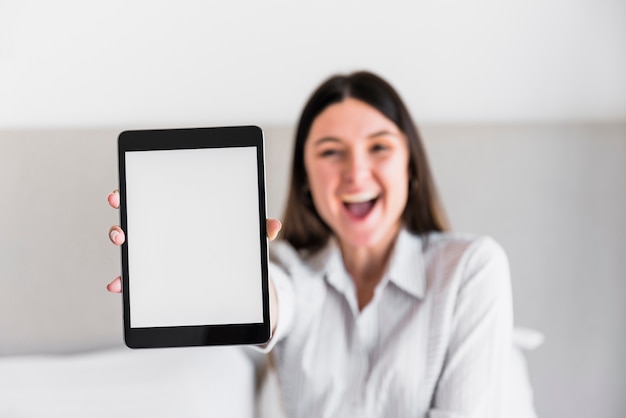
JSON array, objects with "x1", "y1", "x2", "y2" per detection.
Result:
[{"x1": 117, "y1": 126, "x2": 270, "y2": 348}]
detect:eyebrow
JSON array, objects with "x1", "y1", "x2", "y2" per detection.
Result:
[
  {"x1": 368, "y1": 130, "x2": 400, "y2": 139},
  {"x1": 311, "y1": 136, "x2": 341, "y2": 147},
  {"x1": 312, "y1": 130, "x2": 400, "y2": 147}
]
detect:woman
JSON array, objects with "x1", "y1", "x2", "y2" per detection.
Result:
[{"x1": 108, "y1": 71, "x2": 513, "y2": 417}]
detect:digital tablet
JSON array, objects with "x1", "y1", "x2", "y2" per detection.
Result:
[{"x1": 117, "y1": 126, "x2": 270, "y2": 348}]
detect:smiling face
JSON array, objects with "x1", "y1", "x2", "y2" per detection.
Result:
[{"x1": 304, "y1": 98, "x2": 410, "y2": 253}]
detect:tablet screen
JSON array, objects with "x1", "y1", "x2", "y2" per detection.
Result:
[{"x1": 118, "y1": 126, "x2": 270, "y2": 348}]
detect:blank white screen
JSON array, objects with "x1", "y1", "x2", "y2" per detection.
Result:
[{"x1": 125, "y1": 147, "x2": 263, "y2": 328}]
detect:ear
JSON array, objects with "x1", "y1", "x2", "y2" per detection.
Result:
[{"x1": 409, "y1": 177, "x2": 419, "y2": 192}]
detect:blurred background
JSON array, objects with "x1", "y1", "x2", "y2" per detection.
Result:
[{"x1": 1, "y1": 1, "x2": 625, "y2": 417}]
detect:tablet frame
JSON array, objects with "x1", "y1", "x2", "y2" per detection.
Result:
[{"x1": 118, "y1": 126, "x2": 270, "y2": 348}]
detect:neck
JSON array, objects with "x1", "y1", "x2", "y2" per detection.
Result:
[{"x1": 338, "y1": 225, "x2": 401, "y2": 309}]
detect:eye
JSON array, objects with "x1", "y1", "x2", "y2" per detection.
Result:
[
  {"x1": 371, "y1": 143, "x2": 389, "y2": 153},
  {"x1": 319, "y1": 148, "x2": 341, "y2": 158}
]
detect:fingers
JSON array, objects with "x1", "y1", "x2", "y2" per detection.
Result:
[
  {"x1": 107, "y1": 190, "x2": 125, "y2": 245},
  {"x1": 107, "y1": 190, "x2": 123, "y2": 295},
  {"x1": 107, "y1": 276, "x2": 122, "y2": 293},
  {"x1": 267, "y1": 218, "x2": 282, "y2": 241},
  {"x1": 109, "y1": 225, "x2": 125, "y2": 245},
  {"x1": 107, "y1": 190, "x2": 120, "y2": 209}
]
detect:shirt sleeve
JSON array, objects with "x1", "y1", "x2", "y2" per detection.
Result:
[
  {"x1": 429, "y1": 237, "x2": 514, "y2": 418},
  {"x1": 252, "y1": 260, "x2": 296, "y2": 353}
]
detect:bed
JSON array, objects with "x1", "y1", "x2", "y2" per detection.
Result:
[{"x1": 0, "y1": 329, "x2": 541, "y2": 418}]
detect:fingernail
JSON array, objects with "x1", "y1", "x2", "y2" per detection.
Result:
[{"x1": 110, "y1": 230, "x2": 120, "y2": 243}]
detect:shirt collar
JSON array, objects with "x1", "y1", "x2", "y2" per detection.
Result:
[
  {"x1": 307, "y1": 237, "x2": 353, "y2": 297},
  {"x1": 386, "y1": 228, "x2": 426, "y2": 300},
  {"x1": 307, "y1": 229, "x2": 426, "y2": 301}
]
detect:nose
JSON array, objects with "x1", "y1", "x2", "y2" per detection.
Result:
[{"x1": 343, "y1": 149, "x2": 371, "y2": 184}]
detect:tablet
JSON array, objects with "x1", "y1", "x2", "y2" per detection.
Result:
[{"x1": 117, "y1": 126, "x2": 270, "y2": 348}]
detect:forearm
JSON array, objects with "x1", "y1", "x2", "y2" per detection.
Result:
[{"x1": 254, "y1": 262, "x2": 295, "y2": 353}]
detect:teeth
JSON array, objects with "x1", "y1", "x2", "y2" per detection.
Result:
[{"x1": 342, "y1": 191, "x2": 379, "y2": 204}]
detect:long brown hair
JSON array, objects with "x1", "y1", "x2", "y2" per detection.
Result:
[{"x1": 280, "y1": 71, "x2": 449, "y2": 252}]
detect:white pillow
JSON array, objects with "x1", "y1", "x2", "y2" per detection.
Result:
[{"x1": 0, "y1": 346, "x2": 256, "y2": 418}]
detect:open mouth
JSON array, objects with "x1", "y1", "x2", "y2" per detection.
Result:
[{"x1": 342, "y1": 191, "x2": 379, "y2": 219}]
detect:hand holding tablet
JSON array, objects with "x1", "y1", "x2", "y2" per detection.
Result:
[{"x1": 111, "y1": 126, "x2": 273, "y2": 348}]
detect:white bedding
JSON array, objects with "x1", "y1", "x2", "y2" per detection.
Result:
[
  {"x1": 0, "y1": 329, "x2": 541, "y2": 418},
  {"x1": 0, "y1": 346, "x2": 256, "y2": 418}
]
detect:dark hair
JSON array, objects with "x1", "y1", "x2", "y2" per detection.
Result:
[{"x1": 280, "y1": 71, "x2": 449, "y2": 252}]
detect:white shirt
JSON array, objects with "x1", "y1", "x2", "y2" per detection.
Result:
[{"x1": 264, "y1": 229, "x2": 513, "y2": 418}]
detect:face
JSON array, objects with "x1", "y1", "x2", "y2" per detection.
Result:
[{"x1": 304, "y1": 98, "x2": 410, "y2": 252}]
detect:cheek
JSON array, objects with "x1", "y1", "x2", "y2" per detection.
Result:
[
  {"x1": 308, "y1": 168, "x2": 335, "y2": 207},
  {"x1": 304, "y1": 158, "x2": 333, "y2": 206},
  {"x1": 382, "y1": 160, "x2": 410, "y2": 202}
]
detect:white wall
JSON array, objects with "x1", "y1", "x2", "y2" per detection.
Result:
[{"x1": 1, "y1": 0, "x2": 625, "y2": 129}]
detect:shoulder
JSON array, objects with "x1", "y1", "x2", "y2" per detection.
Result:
[
  {"x1": 424, "y1": 231, "x2": 507, "y2": 265},
  {"x1": 421, "y1": 231, "x2": 510, "y2": 289}
]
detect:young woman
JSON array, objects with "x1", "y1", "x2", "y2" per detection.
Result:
[{"x1": 108, "y1": 71, "x2": 513, "y2": 417}]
